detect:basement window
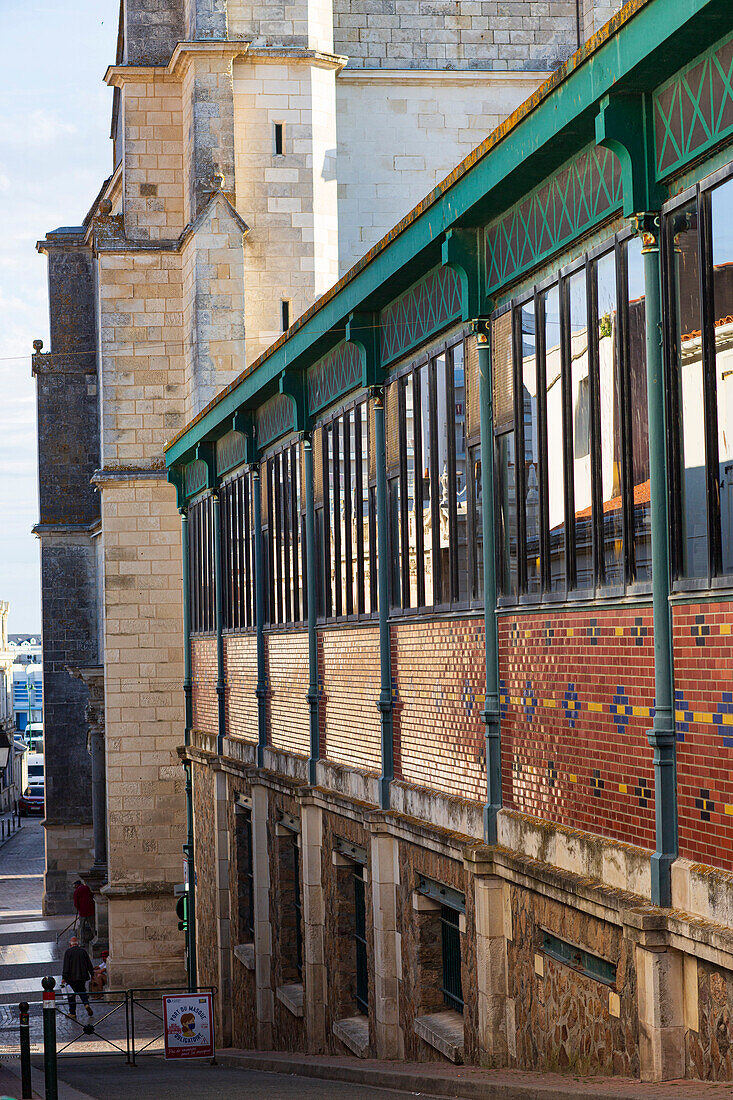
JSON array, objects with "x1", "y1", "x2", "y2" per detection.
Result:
[
  {"x1": 273, "y1": 122, "x2": 285, "y2": 155},
  {"x1": 542, "y1": 931, "x2": 617, "y2": 987}
]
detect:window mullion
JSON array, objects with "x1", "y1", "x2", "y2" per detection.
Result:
[{"x1": 446, "y1": 349, "x2": 459, "y2": 604}]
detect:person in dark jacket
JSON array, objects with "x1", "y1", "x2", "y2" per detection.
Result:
[
  {"x1": 62, "y1": 936, "x2": 95, "y2": 1017},
  {"x1": 72, "y1": 879, "x2": 96, "y2": 951}
]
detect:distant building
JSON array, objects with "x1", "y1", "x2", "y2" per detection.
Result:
[{"x1": 0, "y1": 608, "x2": 27, "y2": 811}]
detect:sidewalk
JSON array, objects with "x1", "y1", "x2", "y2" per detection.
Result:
[
  {"x1": 216, "y1": 1051, "x2": 733, "y2": 1098},
  {"x1": 0, "y1": 813, "x2": 22, "y2": 852}
]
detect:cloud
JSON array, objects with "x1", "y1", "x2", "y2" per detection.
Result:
[{"x1": 0, "y1": 109, "x2": 76, "y2": 149}]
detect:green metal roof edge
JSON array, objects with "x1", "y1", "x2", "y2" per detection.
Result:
[{"x1": 165, "y1": 0, "x2": 724, "y2": 468}]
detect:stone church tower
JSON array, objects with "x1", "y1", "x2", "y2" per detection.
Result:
[{"x1": 35, "y1": 0, "x2": 622, "y2": 984}]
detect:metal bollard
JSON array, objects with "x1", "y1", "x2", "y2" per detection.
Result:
[
  {"x1": 41, "y1": 976, "x2": 58, "y2": 1100},
  {"x1": 18, "y1": 1001, "x2": 32, "y2": 1099}
]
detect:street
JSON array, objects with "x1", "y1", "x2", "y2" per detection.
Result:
[
  {"x1": 0, "y1": 819, "x2": 44, "y2": 918},
  {"x1": 45, "y1": 1056, "x2": 437, "y2": 1099}
]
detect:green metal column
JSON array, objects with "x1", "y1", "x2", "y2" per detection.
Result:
[
  {"x1": 179, "y1": 505, "x2": 197, "y2": 991},
  {"x1": 304, "y1": 435, "x2": 320, "y2": 785},
  {"x1": 476, "y1": 321, "x2": 502, "y2": 845},
  {"x1": 212, "y1": 490, "x2": 226, "y2": 755},
  {"x1": 372, "y1": 388, "x2": 394, "y2": 809},
  {"x1": 253, "y1": 466, "x2": 268, "y2": 766},
  {"x1": 184, "y1": 760, "x2": 197, "y2": 991},
  {"x1": 638, "y1": 215, "x2": 678, "y2": 907}
]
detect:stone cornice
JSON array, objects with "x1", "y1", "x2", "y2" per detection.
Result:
[
  {"x1": 91, "y1": 466, "x2": 168, "y2": 486},
  {"x1": 105, "y1": 41, "x2": 346, "y2": 87},
  {"x1": 31, "y1": 351, "x2": 96, "y2": 377},
  {"x1": 32, "y1": 522, "x2": 98, "y2": 537}
]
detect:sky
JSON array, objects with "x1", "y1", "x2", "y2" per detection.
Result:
[{"x1": 0, "y1": 0, "x2": 118, "y2": 632}]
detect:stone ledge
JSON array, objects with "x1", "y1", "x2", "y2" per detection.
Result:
[
  {"x1": 276, "y1": 982, "x2": 304, "y2": 1018},
  {"x1": 233, "y1": 943, "x2": 255, "y2": 971},
  {"x1": 414, "y1": 1010, "x2": 464, "y2": 1064},
  {"x1": 333, "y1": 1014, "x2": 369, "y2": 1058}
]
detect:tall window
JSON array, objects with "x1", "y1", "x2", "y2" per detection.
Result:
[
  {"x1": 188, "y1": 495, "x2": 215, "y2": 633},
  {"x1": 220, "y1": 471, "x2": 255, "y2": 631},
  {"x1": 235, "y1": 804, "x2": 255, "y2": 943},
  {"x1": 386, "y1": 336, "x2": 479, "y2": 611},
  {"x1": 320, "y1": 398, "x2": 376, "y2": 620},
  {"x1": 667, "y1": 171, "x2": 733, "y2": 583},
  {"x1": 264, "y1": 441, "x2": 306, "y2": 625},
  {"x1": 494, "y1": 232, "x2": 649, "y2": 602}
]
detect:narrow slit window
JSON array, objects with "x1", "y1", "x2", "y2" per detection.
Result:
[
  {"x1": 273, "y1": 122, "x2": 285, "y2": 155},
  {"x1": 281, "y1": 299, "x2": 291, "y2": 332}
]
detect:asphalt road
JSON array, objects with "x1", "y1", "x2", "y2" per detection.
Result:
[{"x1": 48, "y1": 1056, "x2": 436, "y2": 1098}]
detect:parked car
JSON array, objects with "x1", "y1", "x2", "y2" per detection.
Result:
[{"x1": 18, "y1": 782, "x2": 44, "y2": 816}]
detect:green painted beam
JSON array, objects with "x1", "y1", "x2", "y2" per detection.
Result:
[{"x1": 165, "y1": 0, "x2": 728, "y2": 467}]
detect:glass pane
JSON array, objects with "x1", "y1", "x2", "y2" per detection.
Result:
[
  {"x1": 626, "y1": 238, "x2": 651, "y2": 582},
  {"x1": 389, "y1": 477, "x2": 401, "y2": 608},
  {"x1": 712, "y1": 178, "x2": 733, "y2": 573},
  {"x1": 672, "y1": 198, "x2": 707, "y2": 577},
  {"x1": 294, "y1": 447, "x2": 302, "y2": 620},
  {"x1": 419, "y1": 363, "x2": 434, "y2": 605},
  {"x1": 349, "y1": 415, "x2": 358, "y2": 611},
  {"x1": 471, "y1": 444, "x2": 483, "y2": 600},
  {"x1": 543, "y1": 285, "x2": 565, "y2": 592},
  {"x1": 435, "y1": 354, "x2": 450, "y2": 603},
  {"x1": 496, "y1": 432, "x2": 517, "y2": 596},
  {"x1": 569, "y1": 271, "x2": 592, "y2": 587},
  {"x1": 453, "y1": 343, "x2": 469, "y2": 602},
  {"x1": 597, "y1": 251, "x2": 624, "y2": 586},
  {"x1": 521, "y1": 302, "x2": 540, "y2": 594},
  {"x1": 361, "y1": 403, "x2": 370, "y2": 612},
  {"x1": 327, "y1": 423, "x2": 337, "y2": 614},
  {"x1": 404, "y1": 376, "x2": 418, "y2": 607},
  {"x1": 339, "y1": 417, "x2": 348, "y2": 614}
]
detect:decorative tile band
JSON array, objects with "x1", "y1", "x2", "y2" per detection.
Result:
[
  {"x1": 380, "y1": 266, "x2": 462, "y2": 367},
  {"x1": 484, "y1": 143, "x2": 622, "y2": 294},
  {"x1": 307, "y1": 340, "x2": 362, "y2": 415},
  {"x1": 654, "y1": 31, "x2": 733, "y2": 179},
  {"x1": 256, "y1": 393, "x2": 295, "y2": 450}
]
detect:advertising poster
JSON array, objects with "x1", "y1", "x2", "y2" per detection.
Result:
[{"x1": 163, "y1": 993, "x2": 214, "y2": 1059}]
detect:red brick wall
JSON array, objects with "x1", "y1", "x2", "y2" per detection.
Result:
[
  {"x1": 224, "y1": 633, "x2": 258, "y2": 742},
  {"x1": 321, "y1": 625, "x2": 381, "y2": 772},
  {"x1": 393, "y1": 619, "x2": 486, "y2": 802},
  {"x1": 674, "y1": 599, "x2": 733, "y2": 871},
  {"x1": 191, "y1": 636, "x2": 217, "y2": 735},
  {"x1": 267, "y1": 630, "x2": 309, "y2": 757},
  {"x1": 499, "y1": 607, "x2": 656, "y2": 852}
]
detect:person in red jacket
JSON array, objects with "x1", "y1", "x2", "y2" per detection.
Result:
[{"x1": 72, "y1": 878, "x2": 96, "y2": 951}]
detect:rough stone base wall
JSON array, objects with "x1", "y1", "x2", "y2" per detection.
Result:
[{"x1": 43, "y1": 822, "x2": 95, "y2": 915}]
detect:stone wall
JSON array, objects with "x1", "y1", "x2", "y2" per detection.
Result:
[
  {"x1": 34, "y1": 231, "x2": 100, "y2": 913},
  {"x1": 334, "y1": 72, "x2": 546, "y2": 276}
]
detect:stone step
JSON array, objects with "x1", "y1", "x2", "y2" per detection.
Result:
[
  {"x1": 0, "y1": 975, "x2": 61, "y2": 1005},
  {"x1": 0, "y1": 943, "x2": 65, "y2": 982},
  {"x1": 0, "y1": 920, "x2": 71, "y2": 946}
]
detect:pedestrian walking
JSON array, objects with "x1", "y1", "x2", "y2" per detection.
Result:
[
  {"x1": 61, "y1": 936, "x2": 94, "y2": 1018},
  {"x1": 72, "y1": 877, "x2": 96, "y2": 951}
]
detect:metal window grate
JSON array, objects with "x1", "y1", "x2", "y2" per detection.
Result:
[
  {"x1": 354, "y1": 865, "x2": 369, "y2": 1015},
  {"x1": 236, "y1": 807, "x2": 255, "y2": 941},
  {"x1": 440, "y1": 905, "x2": 464, "y2": 1013},
  {"x1": 492, "y1": 311, "x2": 514, "y2": 433},
  {"x1": 466, "y1": 332, "x2": 481, "y2": 444},
  {"x1": 386, "y1": 382, "x2": 400, "y2": 475}
]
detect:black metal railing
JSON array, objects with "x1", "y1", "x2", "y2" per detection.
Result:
[
  {"x1": 353, "y1": 866, "x2": 369, "y2": 1015},
  {"x1": 12, "y1": 984, "x2": 217, "y2": 1065},
  {"x1": 440, "y1": 905, "x2": 464, "y2": 1013}
]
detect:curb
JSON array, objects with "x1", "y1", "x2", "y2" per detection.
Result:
[{"x1": 214, "y1": 1051, "x2": 669, "y2": 1100}]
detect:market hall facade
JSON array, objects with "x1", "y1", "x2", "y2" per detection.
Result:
[{"x1": 165, "y1": 0, "x2": 733, "y2": 1081}]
